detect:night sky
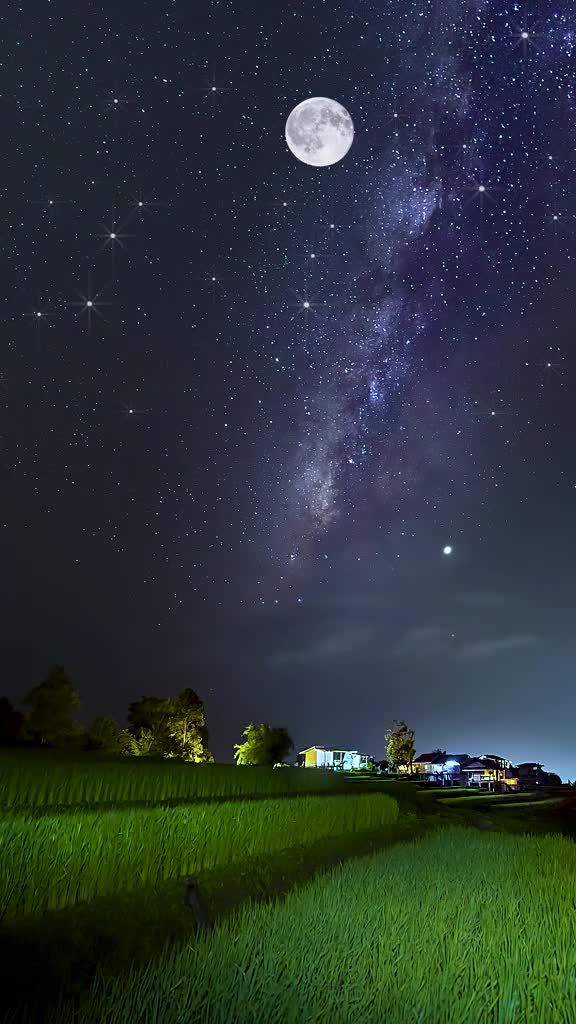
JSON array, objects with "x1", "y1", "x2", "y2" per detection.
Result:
[{"x1": 3, "y1": 1, "x2": 576, "y2": 778}]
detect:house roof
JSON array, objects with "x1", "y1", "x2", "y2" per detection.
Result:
[
  {"x1": 298, "y1": 746, "x2": 361, "y2": 755},
  {"x1": 414, "y1": 753, "x2": 470, "y2": 764},
  {"x1": 462, "y1": 758, "x2": 503, "y2": 771}
]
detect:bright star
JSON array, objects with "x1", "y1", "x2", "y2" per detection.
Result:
[
  {"x1": 71, "y1": 276, "x2": 110, "y2": 332},
  {"x1": 464, "y1": 178, "x2": 501, "y2": 207},
  {"x1": 98, "y1": 221, "x2": 129, "y2": 251},
  {"x1": 512, "y1": 20, "x2": 538, "y2": 53},
  {"x1": 443, "y1": 545, "x2": 453, "y2": 556}
]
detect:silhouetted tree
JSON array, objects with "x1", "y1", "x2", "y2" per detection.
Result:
[
  {"x1": 385, "y1": 720, "x2": 416, "y2": 774},
  {"x1": 234, "y1": 723, "x2": 293, "y2": 767},
  {"x1": 85, "y1": 715, "x2": 122, "y2": 752},
  {"x1": 0, "y1": 697, "x2": 24, "y2": 745},
  {"x1": 23, "y1": 665, "x2": 80, "y2": 747}
]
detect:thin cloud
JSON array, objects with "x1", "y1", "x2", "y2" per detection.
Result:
[
  {"x1": 271, "y1": 626, "x2": 374, "y2": 668},
  {"x1": 393, "y1": 626, "x2": 454, "y2": 658},
  {"x1": 394, "y1": 627, "x2": 539, "y2": 661},
  {"x1": 456, "y1": 634, "x2": 538, "y2": 659}
]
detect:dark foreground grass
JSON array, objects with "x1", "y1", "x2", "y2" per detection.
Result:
[{"x1": 50, "y1": 827, "x2": 576, "y2": 1024}]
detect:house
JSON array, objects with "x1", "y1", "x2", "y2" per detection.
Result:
[
  {"x1": 460, "y1": 754, "x2": 519, "y2": 792},
  {"x1": 398, "y1": 753, "x2": 470, "y2": 784},
  {"x1": 299, "y1": 746, "x2": 371, "y2": 770},
  {"x1": 516, "y1": 762, "x2": 562, "y2": 789}
]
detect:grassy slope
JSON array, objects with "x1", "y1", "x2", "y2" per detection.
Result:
[
  {"x1": 0, "y1": 793, "x2": 399, "y2": 918},
  {"x1": 3, "y1": 819, "x2": 430, "y2": 1019},
  {"x1": 3, "y1": 764, "x2": 573, "y2": 1022},
  {"x1": 50, "y1": 828, "x2": 576, "y2": 1024}
]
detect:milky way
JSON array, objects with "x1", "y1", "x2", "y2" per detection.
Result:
[{"x1": 268, "y1": 0, "x2": 576, "y2": 570}]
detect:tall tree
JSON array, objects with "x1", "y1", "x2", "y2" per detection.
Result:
[
  {"x1": 85, "y1": 715, "x2": 122, "y2": 753},
  {"x1": 23, "y1": 665, "x2": 80, "y2": 747},
  {"x1": 0, "y1": 697, "x2": 24, "y2": 745},
  {"x1": 126, "y1": 696, "x2": 174, "y2": 755},
  {"x1": 234, "y1": 723, "x2": 293, "y2": 767},
  {"x1": 385, "y1": 720, "x2": 416, "y2": 774},
  {"x1": 126, "y1": 689, "x2": 211, "y2": 761},
  {"x1": 167, "y1": 688, "x2": 212, "y2": 761}
]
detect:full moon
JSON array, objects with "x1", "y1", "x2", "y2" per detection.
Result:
[{"x1": 285, "y1": 97, "x2": 354, "y2": 167}]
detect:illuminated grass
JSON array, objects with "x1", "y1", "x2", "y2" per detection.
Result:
[
  {"x1": 0, "y1": 751, "x2": 342, "y2": 810},
  {"x1": 62, "y1": 828, "x2": 576, "y2": 1024},
  {"x1": 0, "y1": 793, "x2": 398, "y2": 919}
]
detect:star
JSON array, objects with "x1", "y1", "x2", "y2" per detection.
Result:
[
  {"x1": 463, "y1": 178, "x2": 502, "y2": 208},
  {"x1": 443, "y1": 545, "x2": 453, "y2": 556},
  {"x1": 24, "y1": 301, "x2": 56, "y2": 330},
  {"x1": 194, "y1": 68, "x2": 230, "y2": 103},
  {"x1": 121, "y1": 403, "x2": 146, "y2": 419},
  {"x1": 511, "y1": 19, "x2": 539, "y2": 55},
  {"x1": 70, "y1": 275, "x2": 111, "y2": 333},
  {"x1": 97, "y1": 221, "x2": 130, "y2": 251},
  {"x1": 30, "y1": 195, "x2": 71, "y2": 215}
]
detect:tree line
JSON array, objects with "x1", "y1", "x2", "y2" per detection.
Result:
[
  {"x1": 0, "y1": 665, "x2": 418, "y2": 770},
  {"x1": 0, "y1": 665, "x2": 294, "y2": 766}
]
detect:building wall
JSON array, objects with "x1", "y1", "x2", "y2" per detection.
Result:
[
  {"x1": 317, "y1": 749, "x2": 334, "y2": 768},
  {"x1": 302, "y1": 749, "x2": 370, "y2": 770}
]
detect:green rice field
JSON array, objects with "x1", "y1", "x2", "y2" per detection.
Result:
[
  {"x1": 0, "y1": 792, "x2": 399, "y2": 918},
  {"x1": 0, "y1": 750, "x2": 343, "y2": 810},
  {"x1": 57, "y1": 827, "x2": 576, "y2": 1024}
]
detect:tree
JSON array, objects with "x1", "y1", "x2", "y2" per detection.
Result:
[
  {"x1": 23, "y1": 665, "x2": 80, "y2": 747},
  {"x1": 234, "y1": 723, "x2": 293, "y2": 767},
  {"x1": 167, "y1": 688, "x2": 212, "y2": 761},
  {"x1": 119, "y1": 726, "x2": 157, "y2": 757},
  {"x1": 0, "y1": 697, "x2": 24, "y2": 745},
  {"x1": 85, "y1": 715, "x2": 122, "y2": 753},
  {"x1": 385, "y1": 720, "x2": 416, "y2": 774},
  {"x1": 125, "y1": 689, "x2": 212, "y2": 761}
]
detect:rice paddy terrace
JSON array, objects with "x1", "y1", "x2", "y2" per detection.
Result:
[{"x1": 1, "y1": 750, "x2": 574, "y2": 1023}]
